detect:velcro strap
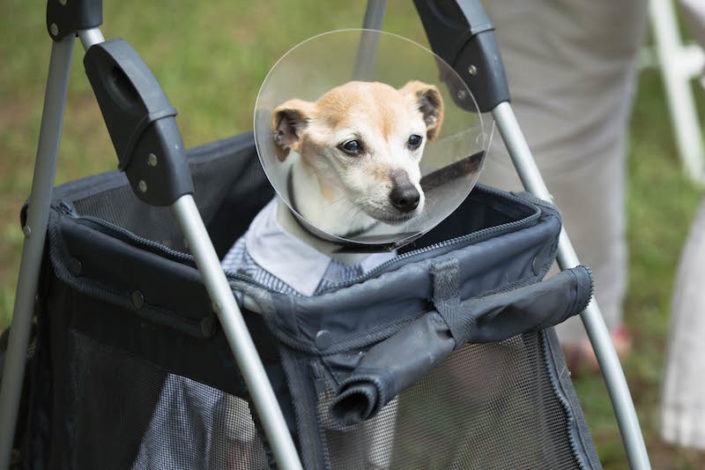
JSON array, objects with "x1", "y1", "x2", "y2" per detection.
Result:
[{"x1": 430, "y1": 258, "x2": 464, "y2": 344}]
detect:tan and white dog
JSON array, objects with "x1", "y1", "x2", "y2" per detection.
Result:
[
  {"x1": 263, "y1": 80, "x2": 444, "y2": 468},
  {"x1": 270, "y1": 79, "x2": 444, "y2": 260}
]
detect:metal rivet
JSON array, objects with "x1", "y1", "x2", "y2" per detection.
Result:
[
  {"x1": 138, "y1": 180, "x2": 148, "y2": 193},
  {"x1": 147, "y1": 153, "x2": 158, "y2": 167},
  {"x1": 315, "y1": 330, "x2": 333, "y2": 350},
  {"x1": 50, "y1": 23, "x2": 59, "y2": 36},
  {"x1": 468, "y1": 64, "x2": 478, "y2": 76},
  {"x1": 456, "y1": 89, "x2": 468, "y2": 100},
  {"x1": 59, "y1": 0, "x2": 68, "y2": 5},
  {"x1": 22, "y1": 225, "x2": 31, "y2": 238},
  {"x1": 131, "y1": 290, "x2": 145, "y2": 309},
  {"x1": 201, "y1": 316, "x2": 216, "y2": 337},
  {"x1": 69, "y1": 258, "x2": 82, "y2": 276}
]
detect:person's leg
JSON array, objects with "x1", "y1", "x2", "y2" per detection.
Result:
[
  {"x1": 661, "y1": 198, "x2": 705, "y2": 450},
  {"x1": 481, "y1": 0, "x2": 648, "y2": 353}
]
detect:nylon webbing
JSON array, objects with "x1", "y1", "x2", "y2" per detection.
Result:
[{"x1": 430, "y1": 258, "x2": 466, "y2": 344}]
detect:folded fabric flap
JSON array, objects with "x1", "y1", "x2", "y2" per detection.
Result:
[
  {"x1": 329, "y1": 313, "x2": 453, "y2": 426},
  {"x1": 328, "y1": 265, "x2": 592, "y2": 426},
  {"x1": 458, "y1": 265, "x2": 593, "y2": 343}
]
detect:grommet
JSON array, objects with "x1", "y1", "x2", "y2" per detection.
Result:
[
  {"x1": 201, "y1": 316, "x2": 216, "y2": 337},
  {"x1": 315, "y1": 330, "x2": 333, "y2": 350},
  {"x1": 137, "y1": 180, "x2": 148, "y2": 193},
  {"x1": 147, "y1": 153, "x2": 158, "y2": 167},
  {"x1": 130, "y1": 290, "x2": 145, "y2": 309},
  {"x1": 68, "y1": 257, "x2": 82, "y2": 276}
]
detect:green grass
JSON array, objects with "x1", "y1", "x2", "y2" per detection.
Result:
[{"x1": 1, "y1": 1, "x2": 704, "y2": 468}]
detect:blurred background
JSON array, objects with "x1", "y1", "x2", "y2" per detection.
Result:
[{"x1": 1, "y1": 0, "x2": 704, "y2": 468}]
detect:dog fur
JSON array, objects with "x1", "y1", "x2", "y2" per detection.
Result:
[{"x1": 270, "y1": 80, "x2": 443, "y2": 261}]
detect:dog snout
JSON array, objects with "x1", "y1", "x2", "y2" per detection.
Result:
[{"x1": 388, "y1": 169, "x2": 420, "y2": 213}]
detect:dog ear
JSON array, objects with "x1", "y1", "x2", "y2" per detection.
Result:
[
  {"x1": 271, "y1": 99, "x2": 314, "y2": 161},
  {"x1": 400, "y1": 81, "x2": 444, "y2": 141}
]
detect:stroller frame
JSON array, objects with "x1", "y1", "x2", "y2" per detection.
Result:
[{"x1": 0, "y1": 1, "x2": 649, "y2": 468}]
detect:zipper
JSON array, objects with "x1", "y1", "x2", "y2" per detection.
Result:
[
  {"x1": 316, "y1": 187, "x2": 543, "y2": 293},
  {"x1": 56, "y1": 200, "x2": 277, "y2": 293},
  {"x1": 55, "y1": 186, "x2": 545, "y2": 296},
  {"x1": 540, "y1": 329, "x2": 590, "y2": 470}
]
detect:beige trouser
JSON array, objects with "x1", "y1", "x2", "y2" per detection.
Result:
[
  {"x1": 480, "y1": 0, "x2": 648, "y2": 343},
  {"x1": 660, "y1": 198, "x2": 705, "y2": 449}
]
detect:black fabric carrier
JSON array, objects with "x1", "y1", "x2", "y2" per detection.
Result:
[{"x1": 17, "y1": 133, "x2": 602, "y2": 470}]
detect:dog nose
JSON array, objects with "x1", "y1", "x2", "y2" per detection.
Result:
[{"x1": 389, "y1": 184, "x2": 420, "y2": 212}]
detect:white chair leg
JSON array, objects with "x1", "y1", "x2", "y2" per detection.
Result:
[{"x1": 650, "y1": 0, "x2": 705, "y2": 184}]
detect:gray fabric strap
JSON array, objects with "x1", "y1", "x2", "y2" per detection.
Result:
[{"x1": 430, "y1": 258, "x2": 465, "y2": 344}]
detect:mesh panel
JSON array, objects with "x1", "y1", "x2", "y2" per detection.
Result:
[
  {"x1": 72, "y1": 185, "x2": 189, "y2": 252},
  {"x1": 319, "y1": 333, "x2": 580, "y2": 470},
  {"x1": 70, "y1": 153, "x2": 273, "y2": 256},
  {"x1": 59, "y1": 330, "x2": 270, "y2": 470}
]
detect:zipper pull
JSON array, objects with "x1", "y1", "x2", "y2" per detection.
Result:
[{"x1": 55, "y1": 200, "x2": 78, "y2": 216}]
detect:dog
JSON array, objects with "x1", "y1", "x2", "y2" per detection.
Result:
[
  {"x1": 270, "y1": 80, "x2": 444, "y2": 259},
  {"x1": 133, "y1": 80, "x2": 444, "y2": 470}
]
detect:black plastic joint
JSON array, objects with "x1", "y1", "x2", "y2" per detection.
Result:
[
  {"x1": 46, "y1": 0, "x2": 102, "y2": 41},
  {"x1": 84, "y1": 39, "x2": 194, "y2": 206},
  {"x1": 413, "y1": 0, "x2": 510, "y2": 113}
]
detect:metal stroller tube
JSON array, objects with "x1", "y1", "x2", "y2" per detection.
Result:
[
  {"x1": 78, "y1": 27, "x2": 105, "y2": 49},
  {"x1": 492, "y1": 101, "x2": 651, "y2": 470},
  {"x1": 172, "y1": 196, "x2": 303, "y2": 470},
  {"x1": 0, "y1": 35, "x2": 74, "y2": 469}
]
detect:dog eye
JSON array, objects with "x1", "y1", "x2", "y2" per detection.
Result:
[
  {"x1": 408, "y1": 134, "x2": 423, "y2": 150},
  {"x1": 339, "y1": 140, "x2": 363, "y2": 156}
]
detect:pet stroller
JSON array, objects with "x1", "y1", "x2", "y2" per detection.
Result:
[{"x1": 0, "y1": 0, "x2": 651, "y2": 469}]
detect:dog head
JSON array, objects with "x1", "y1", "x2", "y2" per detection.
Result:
[{"x1": 271, "y1": 80, "x2": 443, "y2": 229}]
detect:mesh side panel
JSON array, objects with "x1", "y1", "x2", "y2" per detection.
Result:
[
  {"x1": 320, "y1": 392, "x2": 399, "y2": 470},
  {"x1": 72, "y1": 185, "x2": 188, "y2": 251},
  {"x1": 62, "y1": 330, "x2": 270, "y2": 470},
  {"x1": 320, "y1": 333, "x2": 580, "y2": 470},
  {"x1": 69, "y1": 154, "x2": 271, "y2": 255}
]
